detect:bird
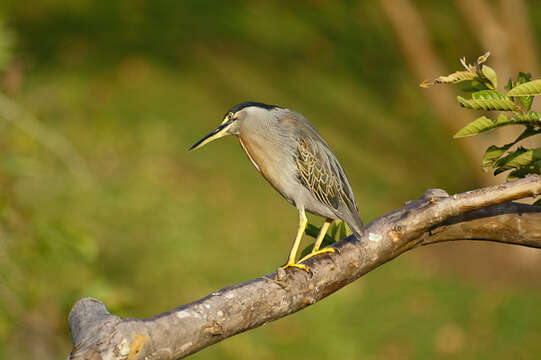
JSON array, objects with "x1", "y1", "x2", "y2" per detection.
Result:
[{"x1": 189, "y1": 102, "x2": 363, "y2": 272}]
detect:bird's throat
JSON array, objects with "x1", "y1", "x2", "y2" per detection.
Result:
[{"x1": 238, "y1": 136, "x2": 261, "y2": 173}]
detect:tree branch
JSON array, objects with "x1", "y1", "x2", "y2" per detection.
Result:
[
  {"x1": 68, "y1": 175, "x2": 541, "y2": 360},
  {"x1": 424, "y1": 202, "x2": 541, "y2": 248}
]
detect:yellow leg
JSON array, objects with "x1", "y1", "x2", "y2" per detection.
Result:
[
  {"x1": 282, "y1": 208, "x2": 309, "y2": 272},
  {"x1": 298, "y1": 218, "x2": 336, "y2": 263},
  {"x1": 313, "y1": 218, "x2": 334, "y2": 252}
]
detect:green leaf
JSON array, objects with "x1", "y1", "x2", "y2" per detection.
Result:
[
  {"x1": 507, "y1": 79, "x2": 541, "y2": 96},
  {"x1": 305, "y1": 223, "x2": 320, "y2": 238},
  {"x1": 494, "y1": 147, "x2": 541, "y2": 175},
  {"x1": 482, "y1": 127, "x2": 541, "y2": 172},
  {"x1": 454, "y1": 116, "x2": 493, "y2": 138},
  {"x1": 457, "y1": 96, "x2": 518, "y2": 111},
  {"x1": 471, "y1": 90, "x2": 507, "y2": 100},
  {"x1": 513, "y1": 73, "x2": 534, "y2": 110},
  {"x1": 454, "y1": 114, "x2": 513, "y2": 138},
  {"x1": 512, "y1": 111, "x2": 541, "y2": 124},
  {"x1": 518, "y1": 95, "x2": 534, "y2": 111},
  {"x1": 482, "y1": 145, "x2": 510, "y2": 171},
  {"x1": 517, "y1": 72, "x2": 532, "y2": 83},
  {"x1": 481, "y1": 65, "x2": 497, "y2": 89},
  {"x1": 507, "y1": 163, "x2": 541, "y2": 180},
  {"x1": 505, "y1": 77, "x2": 514, "y2": 92},
  {"x1": 533, "y1": 198, "x2": 541, "y2": 206},
  {"x1": 493, "y1": 148, "x2": 527, "y2": 171}
]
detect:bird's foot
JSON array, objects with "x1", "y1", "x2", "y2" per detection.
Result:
[
  {"x1": 298, "y1": 248, "x2": 335, "y2": 263},
  {"x1": 281, "y1": 262, "x2": 310, "y2": 273}
]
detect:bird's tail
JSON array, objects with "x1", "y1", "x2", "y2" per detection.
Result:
[
  {"x1": 352, "y1": 227, "x2": 364, "y2": 240},
  {"x1": 347, "y1": 218, "x2": 364, "y2": 240}
]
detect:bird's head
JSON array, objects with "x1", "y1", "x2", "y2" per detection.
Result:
[{"x1": 189, "y1": 102, "x2": 281, "y2": 151}]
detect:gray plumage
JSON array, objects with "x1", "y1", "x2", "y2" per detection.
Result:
[
  {"x1": 190, "y1": 102, "x2": 363, "y2": 270},
  {"x1": 231, "y1": 105, "x2": 363, "y2": 236}
]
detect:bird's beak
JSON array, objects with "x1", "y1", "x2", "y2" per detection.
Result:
[{"x1": 189, "y1": 117, "x2": 234, "y2": 151}]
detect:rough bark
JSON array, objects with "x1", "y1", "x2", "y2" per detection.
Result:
[{"x1": 68, "y1": 175, "x2": 541, "y2": 360}]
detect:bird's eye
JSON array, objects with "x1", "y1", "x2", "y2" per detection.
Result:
[{"x1": 227, "y1": 112, "x2": 234, "y2": 121}]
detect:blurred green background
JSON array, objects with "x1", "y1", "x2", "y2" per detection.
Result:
[{"x1": 1, "y1": 1, "x2": 540, "y2": 359}]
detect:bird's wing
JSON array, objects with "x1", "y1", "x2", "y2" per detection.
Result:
[{"x1": 295, "y1": 134, "x2": 357, "y2": 214}]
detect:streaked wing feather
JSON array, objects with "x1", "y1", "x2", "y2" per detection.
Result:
[{"x1": 296, "y1": 135, "x2": 355, "y2": 213}]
